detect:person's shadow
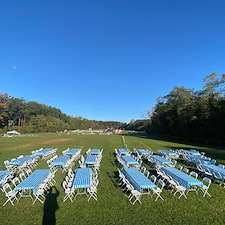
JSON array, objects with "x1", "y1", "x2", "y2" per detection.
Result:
[{"x1": 42, "y1": 186, "x2": 59, "y2": 225}]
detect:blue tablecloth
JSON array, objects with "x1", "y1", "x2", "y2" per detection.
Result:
[
  {"x1": 117, "y1": 149, "x2": 129, "y2": 156},
  {"x1": 121, "y1": 156, "x2": 139, "y2": 166},
  {"x1": 122, "y1": 168, "x2": 156, "y2": 192},
  {"x1": 179, "y1": 149, "x2": 201, "y2": 156},
  {"x1": 89, "y1": 149, "x2": 101, "y2": 155},
  {"x1": 137, "y1": 149, "x2": 151, "y2": 156},
  {"x1": 64, "y1": 148, "x2": 80, "y2": 156},
  {"x1": 159, "y1": 150, "x2": 179, "y2": 158},
  {"x1": 8, "y1": 155, "x2": 36, "y2": 166},
  {"x1": 0, "y1": 170, "x2": 10, "y2": 180},
  {"x1": 72, "y1": 168, "x2": 92, "y2": 188},
  {"x1": 15, "y1": 169, "x2": 50, "y2": 191},
  {"x1": 85, "y1": 155, "x2": 97, "y2": 165},
  {"x1": 161, "y1": 167, "x2": 203, "y2": 189},
  {"x1": 188, "y1": 155, "x2": 214, "y2": 165},
  {"x1": 34, "y1": 148, "x2": 54, "y2": 156},
  {"x1": 51, "y1": 155, "x2": 70, "y2": 167},
  {"x1": 202, "y1": 164, "x2": 225, "y2": 176},
  {"x1": 150, "y1": 155, "x2": 174, "y2": 166}
]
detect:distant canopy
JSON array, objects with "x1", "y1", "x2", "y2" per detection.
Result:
[{"x1": 7, "y1": 130, "x2": 21, "y2": 136}]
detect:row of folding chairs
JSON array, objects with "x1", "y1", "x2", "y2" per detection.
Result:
[{"x1": 47, "y1": 155, "x2": 58, "y2": 166}]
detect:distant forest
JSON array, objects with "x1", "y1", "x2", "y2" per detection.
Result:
[
  {"x1": 1, "y1": 73, "x2": 225, "y2": 140},
  {"x1": 148, "y1": 73, "x2": 225, "y2": 140},
  {"x1": 0, "y1": 95, "x2": 125, "y2": 133}
]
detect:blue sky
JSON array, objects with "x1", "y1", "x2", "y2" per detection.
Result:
[{"x1": 1, "y1": 0, "x2": 225, "y2": 123}]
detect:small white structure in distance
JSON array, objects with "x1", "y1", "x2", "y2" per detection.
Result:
[{"x1": 7, "y1": 130, "x2": 21, "y2": 137}]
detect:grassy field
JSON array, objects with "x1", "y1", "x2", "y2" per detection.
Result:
[{"x1": 0, "y1": 133, "x2": 225, "y2": 225}]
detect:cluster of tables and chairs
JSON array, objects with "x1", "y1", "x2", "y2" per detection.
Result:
[
  {"x1": 78, "y1": 149, "x2": 103, "y2": 171},
  {"x1": 33, "y1": 148, "x2": 57, "y2": 159},
  {"x1": 158, "y1": 149, "x2": 179, "y2": 159},
  {"x1": 1, "y1": 169, "x2": 56, "y2": 206},
  {"x1": 62, "y1": 167, "x2": 99, "y2": 202},
  {"x1": 148, "y1": 155, "x2": 176, "y2": 168},
  {"x1": 118, "y1": 167, "x2": 165, "y2": 204},
  {"x1": 134, "y1": 149, "x2": 153, "y2": 158},
  {"x1": 4, "y1": 154, "x2": 39, "y2": 173},
  {"x1": 115, "y1": 148, "x2": 142, "y2": 169}
]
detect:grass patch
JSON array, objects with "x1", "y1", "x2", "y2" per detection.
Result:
[{"x1": 0, "y1": 133, "x2": 225, "y2": 225}]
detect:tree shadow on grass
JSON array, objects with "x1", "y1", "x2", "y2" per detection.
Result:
[{"x1": 42, "y1": 186, "x2": 59, "y2": 225}]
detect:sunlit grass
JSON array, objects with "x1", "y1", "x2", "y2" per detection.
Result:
[{"x1": 0, "y1": 133, "x2": 225, "y2": 225}]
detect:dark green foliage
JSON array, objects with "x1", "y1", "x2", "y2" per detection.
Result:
[
  {"x1": 148, "y1": 73, "x2": 225, "y2": 140},
  {"x1": 0, "y1": 96, "x2": 125, "y2": 133}
]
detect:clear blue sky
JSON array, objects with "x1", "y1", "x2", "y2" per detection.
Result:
[{"x1": 1, "y1": 0, "x2": 225, "y2": 123}]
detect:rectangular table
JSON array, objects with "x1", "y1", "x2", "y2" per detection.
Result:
[
  {"x1": 122, "y1": 168, "x2": 156, "y2": 192},
  {"x1": 34, "y1": 148, "x2": 55, "y2": 157},
  {"x1": 161, "y1": 167, "x2": 203, "y2": 189},
  {"x1": 0, "y1": 170, "x2": 11, "y2": 180},
  {"x1": 150, "y1": 155, "x2": 174, "y2": 166},
  {"x1": 202, "y1": 164, "x2": 225, "y2": 176},
  {"x1": 15, "y1": 169, "x2": 50, "y2": 191},
  {"x1": 137, "y1": 149, "x2": 151, "y2": 157},
  {"x1": 179, "y1": 149, "x2": 201, "y2": 156},
  {"x1": 8, "y1": 155, "x2": 36, "y2": 166},
  {"x1": 72, "y1": 168, "x2": 92, "y2": 188},
  {"x1": 64, "y1": 148, "x2": 80, "y2": 157},
  {"x1": 117, "y1": 149, "x2": 129, "y2": 156},
  {"x1": 89, "y1": 149, "x2": 101, "y2": 155},
  {"x1": 188, "y1": 155, "x2": 214, "y2": 165},
  {"x1": 51, "y1": 155, "x2": 70, "y2": 167},
  {"x1": 159, "y1": 150, "x2": 179, "y2": 159},
  {"x1": 84, "y1": 155, "x2": 98, "y2": 166},
  {"x1": 121, "y1": 156, "x2": 139, "y2": 167}
]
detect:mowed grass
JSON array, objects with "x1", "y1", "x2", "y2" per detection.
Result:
[{"x1": 0, "y1": 133, "x2": 225, "y2": 225}]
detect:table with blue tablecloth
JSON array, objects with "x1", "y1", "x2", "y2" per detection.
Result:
[
  {"x1": 137, "y1": 149, "x2": 151, "y2": 157},
  {"x1": 34, "y1": 148, "x2": 55, "y2": 157},
  {"x1": 64, "y1": 149, "x2": 80, "y2": 157},
  {"x1": 15, "y1": 169, "x2": 50, "y2": 191},
  {"x1": 0, "y1": 170, "x2": 11, "y2": 180},
  {"x1": 121, "y1": 156, "x2": 139, "y2": 167},
  {"x1": 150, "y1": 155, "x2": 174, "y2": 166},
  {"x1": 117, "y1": 149, "x2": 129, "y2": 156},
  {"x1": 188, "y1": 155, "x2": 214, "y2": 165},
  {"x1": 84, "y1": 155, "x2": 97, "y2": 166},
  {"x1": 51, "y1": 155, "x2": 70, "y2": 167},
  {"x1": 161, "y1": 167, "x2": 203, "y2": 189},
  {"x1": 178, "y1": 149, "x2": 201, "y2": 157},
  {"x1": 89, "y1": 149, "x2": 101, "y2": 155},
  {"x1": 202, "y1": 164, "x2": 225, "y2": 176},
  {"x1": 8, "y1": 155, "x2": 36, "y2": 166},
  {"x1": 72, "y1": 168, "x2": 92, "y2": 189},
  {"x1": 122, "y1": 168, "x2": 156, "y2": 192},
  {"x1": 159, "y1": 150, "x2": 179, "y2": 159}
]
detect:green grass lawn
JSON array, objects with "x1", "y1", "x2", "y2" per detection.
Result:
[{"x1": 0, "y1": 133, "x2": 225, "y2": 225}]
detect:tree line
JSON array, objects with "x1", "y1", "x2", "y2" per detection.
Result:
[
  {"x1": 124, "y1": 73, "x2": 225, "y2": 141},
  {"x1": 0, "y1": 95, "x2": 124, "y2": 133},
  {"x1": 145, "y1": 72, "x2": 225, "y2": 140}
]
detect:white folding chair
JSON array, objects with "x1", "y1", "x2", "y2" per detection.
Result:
[
  {"x1": 173, "y1": 181, "x2": 187, "y2": 199},
  {"x1": 190, "y1": 171, "x2": 198, "y2": 179},
  {"x1": 152, "y1": 179, "x2": 165, "y2": 201},
  {"x1": 129, "y1": 189, "x2": 142, "y2": 205},
  {"x1": 200, "y1": 177, "x2": 211, "y2": 197},
  {"x1": 2, "y1": 183, "x2": 19, "y2": 206}
]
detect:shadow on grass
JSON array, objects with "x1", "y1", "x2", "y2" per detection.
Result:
[{"x1": 42, "y1": 186, "x2": 59, "y2": 225}]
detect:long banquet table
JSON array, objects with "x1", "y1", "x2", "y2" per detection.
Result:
[
  {"x1": 202, "y1": 164, "x2": 225, "y2": 176},
  {"x1": 15, "y1": 169, "x2": 50, "y2": 192},
  {"x1": 122, "y1": 168, "x2": 156, "y2": 192},
  {"x1": 121, "y1": 155, "x2": 140, "y2": 167},
  {"x1": 161, "y1": 167, "x2": 203, "y2": 189},
  {"x1": 150, "y1": 155, "x2": 174, "y2": 166}
]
